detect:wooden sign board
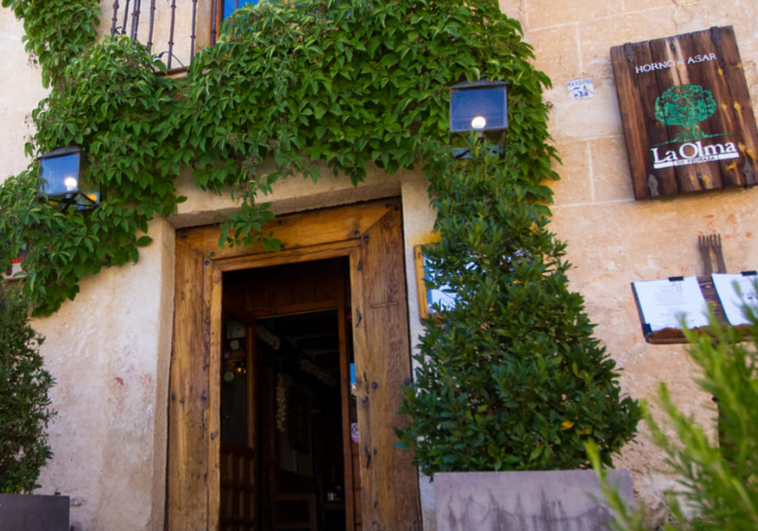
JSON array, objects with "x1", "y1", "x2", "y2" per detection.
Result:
[{"x1": 611, "y1": 26, "x2": 758, "y2": 200}]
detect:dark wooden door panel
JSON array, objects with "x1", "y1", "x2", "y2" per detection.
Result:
[
  {"x1": 351, "y1": 205, "x2": 421, "y2": 531},
  {"x1": 220, "y1": 442, "x2": 256, "y2": 531}
]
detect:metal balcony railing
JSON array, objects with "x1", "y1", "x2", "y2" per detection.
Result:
[{"x1": 108, "y1": 0, "x2": 237, "y2": 72}]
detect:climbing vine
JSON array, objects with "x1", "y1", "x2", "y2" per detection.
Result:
[{"x1": 0, "y1": 0, "x2": 557, "y2": 316}]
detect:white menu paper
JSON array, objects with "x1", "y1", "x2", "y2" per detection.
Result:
[
  {"x1": 711, "y1": 273, "x2": 758, "y2": 326},
  {"x1": 632, "y1": 277, "x2": 709, "y2": 333}
]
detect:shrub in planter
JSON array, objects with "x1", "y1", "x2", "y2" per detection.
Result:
[
  {"x1": 0, "y1": 283, "x2": 55, "y2": 494},
  {"x1": 396, "y1": 143, "x2": 640, "y2": 474}
]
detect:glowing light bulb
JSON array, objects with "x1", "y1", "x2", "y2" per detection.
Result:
[
  {"x1": 64, "y1": 177, "x2": 78, "y2": 191},
  {"x1": 471, "y1": 116, "x2": 487, "y2": 130}
]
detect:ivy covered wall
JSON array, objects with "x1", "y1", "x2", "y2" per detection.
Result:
[{"x1": 0, "y1": 0, "x2": 556, "y2": 316}]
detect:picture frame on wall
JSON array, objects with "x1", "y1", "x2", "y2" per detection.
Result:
[{"x1": 413, "y1": 244, "x2": 457, "y2": 320}]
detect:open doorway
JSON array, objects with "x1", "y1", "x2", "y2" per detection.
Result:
[
  {"x1": 168, "y1": 199, "x2": 420, "y2": 531},
  {"x1": 219, "y1": 259, "x2": 360, "y2": 531}
]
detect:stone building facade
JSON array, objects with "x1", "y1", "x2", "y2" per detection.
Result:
[{"x1": 1, "y1": 0, "x2": 757, "y2": 529}]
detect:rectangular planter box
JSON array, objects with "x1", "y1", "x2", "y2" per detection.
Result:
[
  {"x1": 435, "y1": 469, "x2": 633, "y2": 531},
  {"x1": 0, "y1": 494, "x2": 70, "y2": 531}
]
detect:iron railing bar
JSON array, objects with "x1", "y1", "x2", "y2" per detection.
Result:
[
  {"x1": 146, "y1": 0, "x2": 156, "y2": 53},
  {"x1": 131, "y1": 0, "x2": 141, "y2": 41},
  {"x1": 111, "y1": 1, "x2": 120, "y2": 37},
  {"x1": 191, "y1": 0, "x2": 198, "y2": 60},
  {"x1": 122, "y1": 0, "x2": 131, "y2": 34},
  {"x1": 211, "y1": 0, "x2": 218, "y2": 45},
  {"x1": 167, "y1": 0, "x2": 177, "y2": 70}
]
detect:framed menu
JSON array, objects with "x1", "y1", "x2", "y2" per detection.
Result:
[
  {"x1": 711, "y1": 272, "x2": 758, "y2": 326},
  {"x1": 632, "y1": 276, "x2": 709, "y2": 341}
]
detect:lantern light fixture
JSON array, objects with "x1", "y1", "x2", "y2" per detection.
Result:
[
  {"x1": 449, "y1": 79, "x2": 509, "y2": 134},
  {"x1": 37, "y1": 146, "x2": 100, "y2": 212}
]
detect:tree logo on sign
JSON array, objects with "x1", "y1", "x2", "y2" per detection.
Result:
[{"x1": 655, "y1": 84, "x2": 720, "y2": 143}]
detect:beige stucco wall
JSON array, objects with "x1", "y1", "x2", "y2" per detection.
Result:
[
  {"x1": 2, "y1": 0, "x2": 758, "y2": 529},
  {"x1": 32, "y1": 217, "x2": 175, "y2": 531},
  {"x1": 0, "y1": 9, "x2": 47, "y2": 178}
]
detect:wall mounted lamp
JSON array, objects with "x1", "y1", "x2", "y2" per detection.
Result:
[
  {"x1": 450, "y1": 79, "x2": 509, "y2": 158},
  {"x1": 37, "y1": 146, "x2": 99, "y2": 212},
  {"x1": 450, "y1": 79, "x2": 509, "y2": 134}
]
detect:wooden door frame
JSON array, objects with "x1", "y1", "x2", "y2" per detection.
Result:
[{"x1": 167, "y1": 199, "x2": 420, "y2": 531}]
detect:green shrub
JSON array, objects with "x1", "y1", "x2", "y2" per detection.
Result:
[
  {"x1": 590, "y1": 298, "x2": 758, "y2": 531},
  {"x1": 0, "y1": 283, "x2": 55, "y2": 493},
  {"x1": 395, "y1": 141, "x2": 640, "y2": 475}
]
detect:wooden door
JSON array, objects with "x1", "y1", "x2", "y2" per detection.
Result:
[
  {"x1": 167, "y1": 199, "x2": 421, "y2": 531},
  {"x1": 350, "y1": 204, "x2": 420, "y2": 531}
]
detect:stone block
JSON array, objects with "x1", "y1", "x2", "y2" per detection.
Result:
[
  {"x1": 498, "y1": 0, "x2": 524, "y2": 24},
  {"x1": 546, "y1": 77, "x2": 624, "y2": 142},
  {"x1": 435, "y1": 469, "x2": 633, "y2": 531},
  {"x1": 527, "y1": 25, "x2": 581, "y2": 83},
  {"x1": 550, "y1": 140, "x2": 593, "y2": 206},
  {"x1": 591, "y1": 135, "x2": 635, "y2": 203},
  {"x1": 578, "y1": 8, "x2": 676, "y2": 77},
  {"x1": 622, "y1": 0, "x2": 678, "y2": 13},
  {"x1": 525, "y1": 0, "x2": 622, "y2": 31}
]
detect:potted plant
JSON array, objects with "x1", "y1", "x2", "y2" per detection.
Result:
[
  {"x1": 396, "y1": 141, "x2": 640, "y2": 530},
  {"x1": 0, "y1": 283, "x2": 67, "y2": 530}
]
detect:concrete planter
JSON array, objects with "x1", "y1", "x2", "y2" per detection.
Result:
[
  {"x1": 0, "y1": 493, "x2": 70, "y2": 531},
  {"x1": 434, "y1": 469, "x2": 633, "y2": 531}
]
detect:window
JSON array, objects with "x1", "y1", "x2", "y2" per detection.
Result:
[{"x1": 221, "y1": 0, "x2": 259, "y2": 21}]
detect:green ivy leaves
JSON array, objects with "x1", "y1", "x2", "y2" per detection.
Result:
[
  {"x1": 1, "y1": 0, "x2": 558, "y2": 316},
  {"x1": 34, "y1": 36, "x2": 184, "y2": 214},
  {"x1": 0, "y1": 37, "x2": 186, "y2": 315}
]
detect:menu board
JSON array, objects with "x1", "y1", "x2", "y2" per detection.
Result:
[
  {"x1": 711, "y1": 273, "x2": 758, "y2": 326},
  {"x1": 632, "y1": 276, "x2": 709, "y2": 333}
]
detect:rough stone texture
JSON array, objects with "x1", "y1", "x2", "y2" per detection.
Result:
[
  {"x1": 435, "y1": 470, "x2": 634, "y2": 531},
  {"x1": 509, "y1": 0, "x2": 758, "y2": 514}
]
